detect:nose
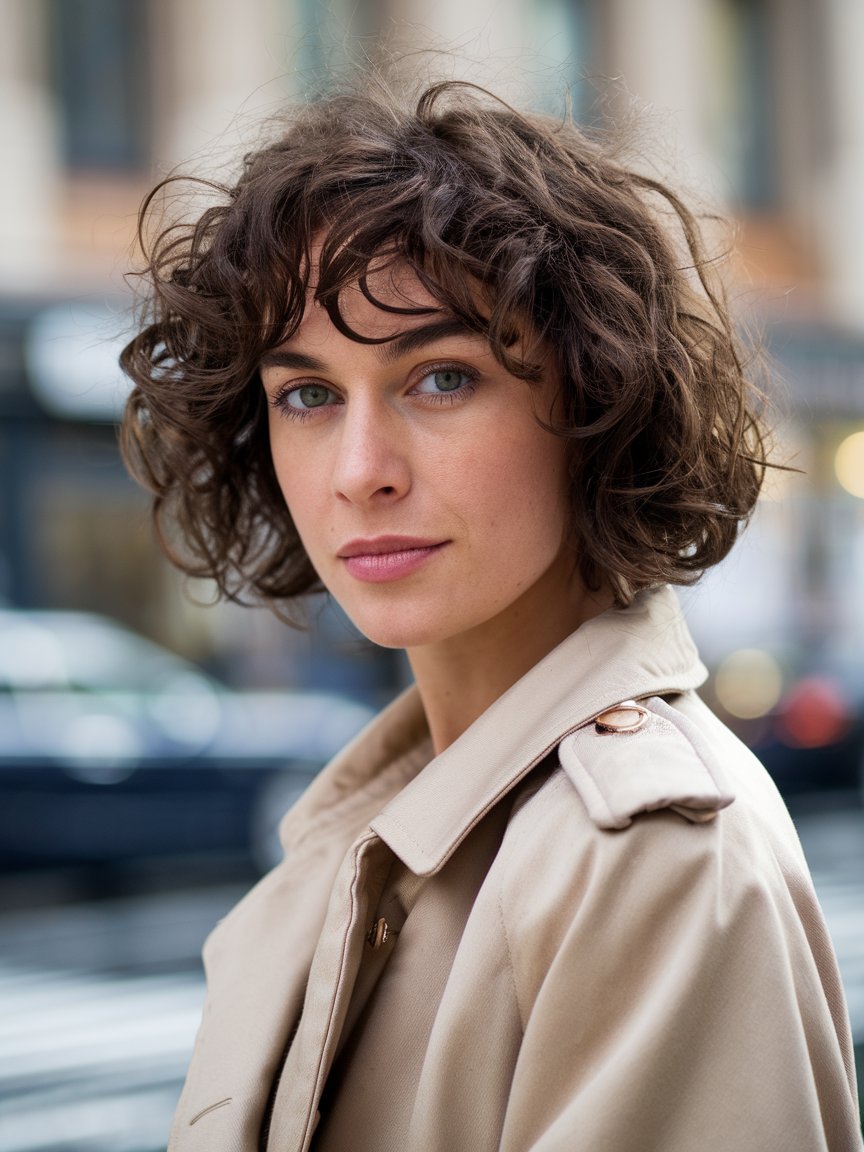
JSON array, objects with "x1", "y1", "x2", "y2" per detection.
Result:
[{"x1": 332, "y1": 397, "x2": 411, "y2": 506}]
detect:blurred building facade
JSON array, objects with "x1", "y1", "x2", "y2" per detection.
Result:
[{"x1": 1, "y1": 0, "x2": 864, "y2": 731}]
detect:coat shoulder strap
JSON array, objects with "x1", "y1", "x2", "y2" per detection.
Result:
[{"x1": 557, "y1": 695, "x2": 735, "y2": 830}]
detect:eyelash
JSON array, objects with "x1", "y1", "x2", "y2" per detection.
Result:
[
  {"x1": 270, "y1": 383, "x2": 339, "y2": 422},
  {"x1": 415, "y1": 363, "x2": 479, "y2": 404},
  {"x1": 270, "y1": 362, "x2": 479, "y2": 422}
]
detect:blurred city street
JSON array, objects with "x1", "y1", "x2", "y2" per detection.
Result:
[
  {"x1": 794, "y1": 799, "x2": 864, "y2": 1042},
  {"x1": 0, "y1": 868, "x2": 249, "y2": 1152},
  {"x1": 1, "y1": 796, "x2": 863, "y2": 1152}
]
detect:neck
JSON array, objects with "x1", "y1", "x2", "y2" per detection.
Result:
[{"x1": 407, "y1": 559, "x2": 614, "y2": 755}]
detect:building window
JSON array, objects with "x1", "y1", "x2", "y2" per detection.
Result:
[
  {"x1": 48, "y1": 0, "x2": 150, "y2": 171},
  {"x1": 712, "y1": 0, "x2": 777, "y2": 209},
  {"x1": 294, "y1": 0, "x2": 375, "y2": 95},
  {"x1": 528, "y1": 0, "x2": 592, "y2": 120}
]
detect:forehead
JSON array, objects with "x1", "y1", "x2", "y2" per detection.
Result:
[
  {"x1": 268, "y1": 242, "x2": 522, "y2": 365},
  {"x1": 269, "y1": 250, "x2": 484, "y2": 360},
  {"x1": 312, "y1": 259, "x2": 446, "y2": 340},
  {"x1": 261, "y1": 251, "x2": 549, "y2": 384}
]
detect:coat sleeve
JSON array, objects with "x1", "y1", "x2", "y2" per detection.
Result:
[{"x1": 496, "y1": 771, "x2": 862, "y2": 1152}]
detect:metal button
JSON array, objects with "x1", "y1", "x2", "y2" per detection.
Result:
[
  {"x1": 366, "y1": 917, "x2": 397, "y2": 949},
  {"x1": 594, "y1": 701, "x2": 648, "y2": 734}
]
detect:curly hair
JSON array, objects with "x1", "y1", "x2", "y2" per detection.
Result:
[{"x1": 120, "y1": 79, "x2": 769, "y2": 608}]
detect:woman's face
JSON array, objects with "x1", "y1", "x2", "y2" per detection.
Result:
[{"x1": 260, "y1": 266, "x2": 575, "y2": 652}]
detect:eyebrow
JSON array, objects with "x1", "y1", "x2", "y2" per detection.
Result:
[{"x1": 259, "y1": 317, "x2": 482, "y2": 373}]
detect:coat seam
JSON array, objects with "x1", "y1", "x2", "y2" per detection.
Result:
[
  {"x1": 189, "y1": 1097, "x2": 232, "y2": 1125},
  {"x1": 497, "y1": 883, "x2": 526, "y2": 1035},
  {"x1": 494, "y1": 768, "x2": 565, "y2": 1038}
]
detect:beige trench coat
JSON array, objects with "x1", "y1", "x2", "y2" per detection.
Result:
[{"x1": 169, "y1": 587, "x2": 862, "y2": 1151}]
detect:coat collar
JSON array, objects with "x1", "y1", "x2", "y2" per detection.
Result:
[{"x1": 367, "y1": 585, "x2": 707, "y2": 876}]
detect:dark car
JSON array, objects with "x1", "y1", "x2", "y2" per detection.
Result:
[
  {"x1": 702, "y1": 653, "x2": 864, "y2": 798},
  {"x1": 0, "y1": 608, "x2": 373, "y2": 872}
]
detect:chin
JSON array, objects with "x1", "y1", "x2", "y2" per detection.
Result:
[
  {"x1": 342, "y1": 601, "x2": 465, "y2": 651},
  {"x1": 351, "y1": 618, "x2": 443, "y2": 651}
]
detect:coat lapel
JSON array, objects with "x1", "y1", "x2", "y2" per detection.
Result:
[{"x1": 169, "y1": 832, "x2": 344, "y2": 1149}]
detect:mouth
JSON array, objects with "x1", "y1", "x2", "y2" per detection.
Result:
[{"x1": 336, "y1": 536, "x2": 449, "y2": 583}]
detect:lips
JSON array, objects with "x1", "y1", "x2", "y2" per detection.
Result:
[
  {"x1": 337, "y1": 536, "x2": 444, "y2": 558},
  {"x1": 336, "y1": 536, "x2": 449, "y2": 583}
]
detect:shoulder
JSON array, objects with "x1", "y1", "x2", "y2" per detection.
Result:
[
  {"x1": 510, "y1": 689, "x2": 797, "y2": 854},
  {"x1": 485, "y1": 695, "x2": 833, "y2": 1044},
  {"x1": 485, "y1": 702, "x2": 859, "y2": 1151},
  {"x1": 493, "y1": 691, "x2": 811, "y2": 958}
]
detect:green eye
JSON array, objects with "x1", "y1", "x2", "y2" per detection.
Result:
[
  {"x1": 287, "y1": 384, "x2": 332, "y2": 409},
  {"x1": 416, "y1": 368, "x2": 472, "y2": 394},
  {"x1": 433, "y1": 370, "x2": 464, "y2": 392}
]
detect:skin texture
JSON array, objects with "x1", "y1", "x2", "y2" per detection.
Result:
[{"x1": 261, "y1": 266, "x2": 612, "y2": 751}]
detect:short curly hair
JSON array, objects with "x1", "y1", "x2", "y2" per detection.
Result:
[{"x1": 120, "y1": 79, "x2": 769, "y2": 608}]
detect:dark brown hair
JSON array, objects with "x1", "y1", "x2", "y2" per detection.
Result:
[{"x1": 120, "y1": 79, "x2": 769, "y2": 607}]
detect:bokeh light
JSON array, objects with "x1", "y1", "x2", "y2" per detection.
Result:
[
  {"x1": 776, "y1": 677, "x2": 851, "y2": 749},
  {"x1": 714, "y1": 648, "x2": 784, "y2": 719},
  {"x1": 834, "y1": 430, "x2": 864, "y2": 499}
]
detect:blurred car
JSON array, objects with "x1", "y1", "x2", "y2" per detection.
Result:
[
  {"x1": 751, "y1": 674, "x2": 864, "y2": 797},
  {"x1": 704, "y1": 650, "x2": 864, "y2": 798},
  {"x1": 0, "y1": 608, "x2": 373, "y2": 872}
]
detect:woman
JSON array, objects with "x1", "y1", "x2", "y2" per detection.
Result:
[{"x1": 120, "y1": 81, "x2": 861, "y2": 1151}]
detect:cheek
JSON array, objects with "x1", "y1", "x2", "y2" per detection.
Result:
[
  {"x1": 490, "y1": 428, "x2": 570, "y2": 537},
  {"x1": 270, "y1": 440, "x2": 321, "y2": 540}
]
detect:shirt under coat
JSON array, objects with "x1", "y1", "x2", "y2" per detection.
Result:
[{"x1": 168, "y1": 585, "x2": 863, "y2": 1151}]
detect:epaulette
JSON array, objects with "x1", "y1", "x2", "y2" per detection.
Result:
[{"x1": 557, "y1": 696, "x2": 734, "y2": 830}]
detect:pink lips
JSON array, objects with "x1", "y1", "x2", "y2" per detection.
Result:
[{"x1": 337, "y1": 536, "x2": 448, "y2": 583}]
